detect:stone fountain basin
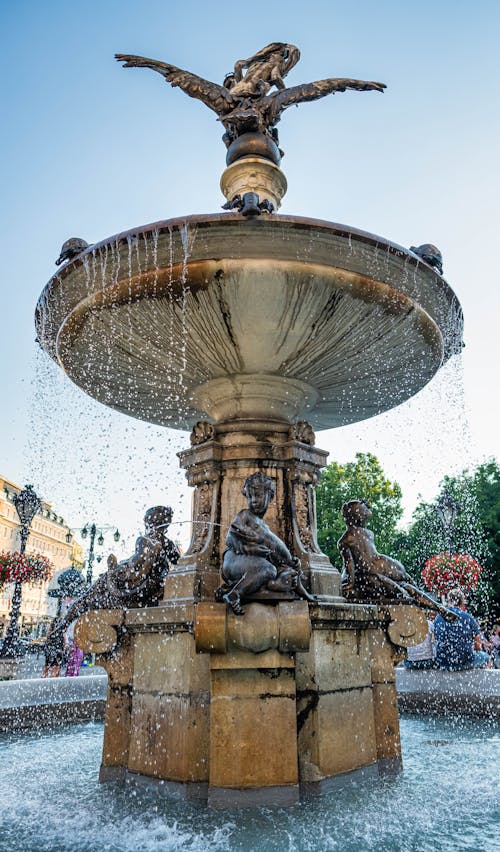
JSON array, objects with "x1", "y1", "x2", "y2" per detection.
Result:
[{"x1": 36, "y1": 214, "x2": 463, "y2": 430}]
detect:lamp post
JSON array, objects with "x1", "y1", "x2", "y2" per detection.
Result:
[
  {"x1": 77, "y1": 524, "x2": 121, "y2": 586},
  {"x1": 1, "y1": 485, "x2": 42, "y2": 657},
  {"x1": 435, "y1": 491, "x2": 460, "y2": 553}
]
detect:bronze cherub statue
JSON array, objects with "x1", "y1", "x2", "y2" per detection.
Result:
[
  {"x1": 215, "y1": 471, "x2": 315, "y2": 615},
  {"x1": 43, "y1": 506, "x2": 180, "y2": 667},
  {"x1": 338, "y1": 499, "x2": 456, "y2": 621},
  {"x1": 115, "y1": 42, "x2": 385, "y2": 154}
]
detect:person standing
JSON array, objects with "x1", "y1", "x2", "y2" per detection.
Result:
[
  {"x1": 489, "y1": 624, "x2": 500, "y2": 668},
  {"x1": 434, "y1": 588, "x2": 490, "y2": 670},
  {"x1": 64, "y1": 620, "x2": 84, "y2": 677}
]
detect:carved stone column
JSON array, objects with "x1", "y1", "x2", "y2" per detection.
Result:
[
  {"x1": 163, "y1": 419, "x2": 341, "y2": 605},
  {"x1": 74, "y1": 609, "x2": 132, "y2": 781},
  {"x1": 369, "y1": 605, "x2": 428, "y2": 771},
  {"x1": 195, "y1": 600, "x2": 311, "y2": 807}
]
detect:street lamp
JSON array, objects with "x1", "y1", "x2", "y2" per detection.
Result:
[
  {"x1": 75, "y1": 523, "x2": 120, "y2": 586},
  {"x1": 1, "y1": 484, "x2": 42, "y2": 657},
  {"x1": 435, "y1": 491, "x2": 460, "y2": 553}
]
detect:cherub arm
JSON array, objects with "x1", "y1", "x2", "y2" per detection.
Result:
[
  {"x1": 227, "y1": 516, "x2": 272, "y2": 557},
  {"x1": 338, "y1": 539, "x2": 356, "y2": 592},
  {"x1": 165, "y1": 539, "x2": 180, "y2": 566}
]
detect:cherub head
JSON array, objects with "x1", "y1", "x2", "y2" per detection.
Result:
[
  {"x1": 342, "y1": 499, "x2": 372, "y2": 527},
  {"x1": 144, "y1": 505, "x2": 173, "y2": 537},
  {"x1": 242, "y1": 472, "x2": 275, "y2": 517}
]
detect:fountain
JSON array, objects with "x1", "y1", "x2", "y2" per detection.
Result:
[{"x1": 35, "y1": 43, "x2": 463, "y2": 807}]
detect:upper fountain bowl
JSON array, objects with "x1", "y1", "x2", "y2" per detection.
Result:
[{"x1": 36, "y1": 214, "x2": 463, "y2": 431}]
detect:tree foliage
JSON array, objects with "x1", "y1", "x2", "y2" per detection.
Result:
[
  {"x1": 316, "y1": 452, "x2": 403, "y2": 570},
  {"x1": 393, "y1": 459, "x2": 500, "y2": 616}
]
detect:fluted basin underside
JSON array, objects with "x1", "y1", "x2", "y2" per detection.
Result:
[{"x1": 36, "y1": 214, "x2": 463, "y2": 430}]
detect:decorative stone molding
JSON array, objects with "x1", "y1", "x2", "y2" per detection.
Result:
[
  {"x1": 194, "y1": 601, "x2": 311, "y2": 655},
  {"x1": 288, "y1": 421, "x2": 315, "y2": 446},
  {"x1": 220, "y1": 156, "x2": 288, "y2": 211},
  {"x1": 191, "y1": 373, "x2": 318, "y2": 424},
  {"x1": 190, "y1": 480, "x2": 216, "y2": 554},
  {"x1": 289, "y1": 465, "x2": 322, "y2": 555},
  {"x1": 74, "y1": 609, "x2": 125, "y2": 655},
  {"x1": 190, "y1": 421, "x2": 215, "y2": 446},
  {"x1": 383, "y1": 605, "x2": 429, "y2": 648}
]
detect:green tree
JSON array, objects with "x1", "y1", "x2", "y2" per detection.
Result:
[
  {"x1": 472, "y1": 460, "x2": 500, "y2": 614},
  {"x1": 316, "y1": 452, "x2": 403, "y2": 570},
  {"x1": 393, "y1": 459, "x2": 500, "y2": 616}
]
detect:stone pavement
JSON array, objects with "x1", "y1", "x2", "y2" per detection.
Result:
[{"x1": 16, "y1": 653, "x2": 105, "y2": 680}]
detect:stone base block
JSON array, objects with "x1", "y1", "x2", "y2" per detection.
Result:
[
  {"x1": 127, "y1": 629, "x2": 210, "y2": 783},
  {"x1": 125, "y1": 771, "x2": 209, "y2": 800},
  {"x1": 92, "y1": 601, "x2": 418, "y2": 804},
  {"x1": 300, "y1": 761, "x2": 379, "y2": 796},
  {"x1": 210, "y1": 663, "x2": 298, "y2": 790},
  {"x1": 208, "y1": 784, "x2": 299, "y2": 809},
  {"x1": 99, "y1": 765, "x2": 126, "y2": 783},
  {"x1": 371, "y1": 682, "x2": 402, "y2": 761}
]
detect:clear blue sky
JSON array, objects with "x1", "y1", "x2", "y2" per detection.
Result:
[{"x1": 1, "y1": 0, "x2": 499, "y2": 548}]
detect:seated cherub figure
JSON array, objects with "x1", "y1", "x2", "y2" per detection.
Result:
[
  {"x1": 216, "y1": 471, "x2": 315, "y2": 615},
  {"x1": 44, "y1": 506, "x2": 180, "y2": 660},
  {"x1": 338, "y1": 499, "x2": 456, "y2": 621}
]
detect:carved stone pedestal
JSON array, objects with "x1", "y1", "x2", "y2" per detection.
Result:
[
  {"x1": 73, "y1": 417, "x2": 429, "y2": 805},
  {"x1": 75, "y1": 600, "x2": 427, "y2": 805},
  {"x1": 163, "y1": 420, "x2": 341, "y2": 604}
]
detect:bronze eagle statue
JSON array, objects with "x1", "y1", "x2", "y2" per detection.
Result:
[{"x1": 115, "y1": 42, "x2": 385, "y2": 151}]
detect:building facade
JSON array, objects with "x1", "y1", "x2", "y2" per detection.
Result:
[{"x1": 0, "y1": 475, "x2": 83, "y2": 638}]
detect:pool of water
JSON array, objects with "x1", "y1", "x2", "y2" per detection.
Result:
[{"x1": 1, "y1": 716, "x2": 498, "y2": 851}]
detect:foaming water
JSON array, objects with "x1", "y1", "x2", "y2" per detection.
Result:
[{"x1": 1, "y1": 717, "x2": 498, "y2": 851}]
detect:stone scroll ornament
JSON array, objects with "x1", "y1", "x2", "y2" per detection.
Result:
[
  {"x1": 190, "y1": 421, "x2": 215, "y2": 446},
  {"x1": 43, "y1": 506, "x2": 180, "y2": 666},
  {"x1": 215, "y1": 472, "x2": 316, "y2": 615},
  {"x1": 338, "y1": 499, "x2": 456, "y2": 621},
  {"x1": 115, "y1": 42, "x2": 385, "y2": 155}
]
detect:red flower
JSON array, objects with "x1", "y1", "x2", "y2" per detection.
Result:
[
  {"x1": 0, "y1": 550, "x2": 54, "y2": 589},
  {"x1": 422, "y1": 552, "x2": 483, "y2": 595}
]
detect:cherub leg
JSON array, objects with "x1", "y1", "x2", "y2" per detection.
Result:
[
  {"x1": 223, "y1": 561, "x2": 277, "y2": 615},
  {"x1": 399, "y1": 582, "x2": 456, "y2": 621},
  {"x1": 267, "y1": 567, "x2": 295, "y2": 592},
  {"x1": 214, "y1": 581, "x2": 232, "y2": 602},
  {"x1": 268, "y1": 567, "x2": 316, "y2": 602},
  {"x1": 293, "y1": 571, "x2": 317, "y2": 603},
  {"x1": 373, "y1": 573, "x2": 413, "y2": 600}
]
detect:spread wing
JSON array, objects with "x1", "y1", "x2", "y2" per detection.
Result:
[
  {"x1": 115, "y1": 54, "x2": 235, "y2": 116},
  {"x1": 264, "y1": 77, "x2": 386, "y2": 124}
]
